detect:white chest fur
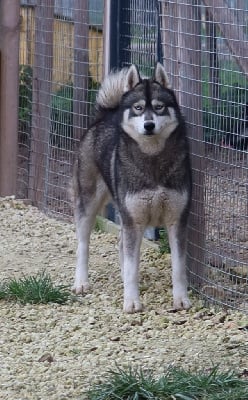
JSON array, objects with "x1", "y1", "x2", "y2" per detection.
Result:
[{"x1": 125, "y1": 187, "x2": 188, "y2": 227}]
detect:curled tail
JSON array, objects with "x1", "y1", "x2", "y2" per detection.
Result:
[{"x1": 96, "y1": 65, "x2": 142, "y2": 111}]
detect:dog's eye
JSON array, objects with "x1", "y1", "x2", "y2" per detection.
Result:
[
  {"x1": 133, "y1": 104, "x2": 143, "y2": 111},
  {"x1": 154, "y1": 104, "x2": 164, "y2": 111}
]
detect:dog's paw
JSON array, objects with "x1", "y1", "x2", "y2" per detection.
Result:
[
  {"x1": 72, "y1": 282, "x2": 90, "y2": 295},
  {"x1": 123, "y1": 299, "x2": 143, "y2": 313},
  {"x1": 173, "y1": 296, "x2": 191, "y2": 310}
]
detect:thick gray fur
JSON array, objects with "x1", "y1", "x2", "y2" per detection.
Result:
[{"x1": 72, "y1": 62, "x2": 192, "y2": 313}]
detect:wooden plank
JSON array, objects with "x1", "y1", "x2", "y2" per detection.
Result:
[
  {"x1": 203, "y1": 0, "x2": 248, "y2": 76},
  {"x1": 0, "y1": 1, "x2": 20, "y2": 196},
  {"x1": 28, "y1": 0, "x2": 54, "y2": 206}
]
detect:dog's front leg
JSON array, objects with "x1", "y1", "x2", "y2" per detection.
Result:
[
  {"x1": 121, "y1": 226, "x2": 144, "y2": 313},
  {"x1": 167, "y1": 223, "x2": 191, "y2": 310}
]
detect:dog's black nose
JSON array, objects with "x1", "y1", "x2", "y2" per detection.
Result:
[{"x1": 144, "y1": 121, "x2": 155, "y2": 132}]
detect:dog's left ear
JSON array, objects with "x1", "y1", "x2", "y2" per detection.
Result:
[
  {"x1": 124, "y1": 64, "x2": 141, "y2": 92},
  {"x1": 154, "y1": 62, "x2": 172, "y2": 89}
]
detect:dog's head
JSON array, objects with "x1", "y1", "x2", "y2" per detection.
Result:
[{"x1": 120, "y1": 63, "x2": 181, "y2": 153}]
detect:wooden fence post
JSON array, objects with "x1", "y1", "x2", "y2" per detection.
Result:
[
  {"x1": 28, "y1": 0, "x2": 54, "y2": 207},
  {"x1": 159, "y1": 1, "x2": 179, "y2": 91},
  {"x1": 0, "y1": 1, "x2": 20, "y2": 197},
  {"x1": 177, "y1": 0, "x2": 206, "y2": 286}
]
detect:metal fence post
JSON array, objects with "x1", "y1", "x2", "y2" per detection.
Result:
[
  {"x1": 109, "y1": 0, "x2": 131, "y2": 69},
  {"x1": 0, "y1": 1, "x2": 20, "y2": 197},
  {"x1": 73, "y1": 0, "x2": 89, "y2": 141}
]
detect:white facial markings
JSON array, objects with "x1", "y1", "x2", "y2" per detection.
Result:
[
  {"x1": 121, "y1": 109, "x2": 146, "y2": 138},
  {"x1": 122, "y1": 106, "x2": 178, "y2": 136},
  {"x1": 121, "y1": 105, "x2": 179, "y2": 155},
  {"x1": 156, "y1": 107, "x2": 179, "y2": 137}
]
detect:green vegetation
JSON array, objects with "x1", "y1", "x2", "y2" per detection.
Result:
[
  {"x1": 50, "y1": 76, "x2": 99, "y2": 147},
  {"x1": 0, "y1": 271, "x2": 71, "y2": 304},
  {"x1": 51, "y1": 82, "x2": 74, "y2": 146},
  {"x1": 18, "y1": 65, "x2": 99, "y2": 148},
  {"x1": 202, "y1": 61, "x2": 247, "y2": 145},
  {"x1": 87, "y1": 365, "x2": 248, "y2": 400},
  {"x1": 158, "y1": 229, "x2": 170, "y2": 254},
  {"x1": 19, "y1": 65, "x2": 33, "y2": 133}
]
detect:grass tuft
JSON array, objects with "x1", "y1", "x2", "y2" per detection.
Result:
[
  {"x1": 87, "y1": 365, "x2": 248, "y2": 400},
  {"x1": 0, "y1": 271, "x2": 71, "y2": 304}
]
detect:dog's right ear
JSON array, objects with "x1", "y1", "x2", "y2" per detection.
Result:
[
  {"x1": 154, "y1": 62, "x2": 172, "y2": 89},
  {"x1": 124, "y1": 64, "x2": 141, "y2": 92}
]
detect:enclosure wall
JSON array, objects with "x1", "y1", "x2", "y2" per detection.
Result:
[{"x1": 7, "y1": 0, "x2": 248, "y2": 313}]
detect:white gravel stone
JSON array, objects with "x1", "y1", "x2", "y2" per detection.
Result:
[{"x1": 0, "y1": 197, "x2": 248, "y2": 399}]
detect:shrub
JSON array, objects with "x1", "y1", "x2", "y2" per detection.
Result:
[{"x1": 50, "y1": 77, "x2": 99, "y2": 148}]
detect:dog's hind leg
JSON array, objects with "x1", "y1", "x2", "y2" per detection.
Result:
[
  {"x1": 118, "y1": 230, "x2": 124, "y2": 280},
  {"x1": 73, "y1": 178, "x2": 110, "y2": 294},
  {"x1": 167, "y1": 222, "x2": 191, "y2": 310},
  {"x1": 73, "y1": 211, "x2": 93, "y2": 294},
  {"x1": 121, "y1": 225, "x2": 145, "y2": 313}
]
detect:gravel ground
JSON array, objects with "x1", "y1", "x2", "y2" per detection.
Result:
[{"x1": 0, "y1": 197, "x2": 248, "y2": 400}]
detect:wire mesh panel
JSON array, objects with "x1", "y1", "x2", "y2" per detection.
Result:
[
  {"x1": 17, "y1": 0, "x2": 248, "y2": 312},
  {"x1": 123, "y1": 0, "x2": 159, "y2": 73},
  {"x1": 18, "y1": 0, "x2": 103, "y2": 217},
  {"x1": 110, "y1": 0, "x2": 159, "y2": 74},
  {"x1": 18, "y1": 4, "x2": 35, "y2": 199},
  {"x1": 107, "y1": 0, "x2": 161, "y2": 238},
  {"x1": 159, "y1": 0, "x2": 248, "y2": 313}
]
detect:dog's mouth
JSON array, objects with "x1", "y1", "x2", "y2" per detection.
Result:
[{"x1": 144, "y1": 130, "x2": 155, "y2": 136}]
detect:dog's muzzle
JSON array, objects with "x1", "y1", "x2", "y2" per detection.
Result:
[{"x1": 144, "y1": 121, "x2": 155, "y2": 135}]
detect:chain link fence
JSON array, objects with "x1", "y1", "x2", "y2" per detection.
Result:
[{"x1": 16, "y1": 0, "x2": 248, "y2": 313}]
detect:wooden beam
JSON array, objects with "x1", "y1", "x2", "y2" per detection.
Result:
[
  {"x1": 159, "y1": 1, "x2": 179, "y2": 91},
  {"x1": 0, "y1": 1, "x2": 20, "y2": 196},
  {"x1": 28, "y1": 0, "x2": 54, "y2": 206},
  {"x1": 176, "y1": 0, "x2": 206, "y2": 286}
]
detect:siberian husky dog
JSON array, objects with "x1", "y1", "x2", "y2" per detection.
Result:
[{"x1": 72, "y1": 62, "x2": 192, "y2": 313}]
